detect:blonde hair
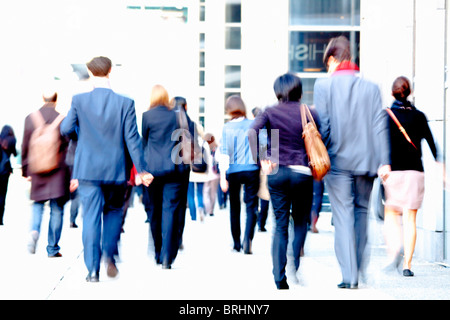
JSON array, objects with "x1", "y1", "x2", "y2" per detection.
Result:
[{"x1": 149, "y1": 85, "x2": 170, "y2": 109}]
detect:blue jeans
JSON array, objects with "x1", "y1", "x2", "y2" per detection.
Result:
[
  {"x1": 268, "y1": 166, "x2": 313, "y2": 287},
  {"x1": 187, "y1": 182, "x2": 204, "y2": 220},
  {"x1": 31, "y1": 198, "x2": 65, "y2": 256}
]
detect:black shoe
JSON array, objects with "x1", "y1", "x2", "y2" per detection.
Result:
[
  {"x1": 70, "y1": 222, "x2": 78, "y2": 228},
  {"x1": 49, "y1": 252, "x2": 62, "y2": 258},
  {"x1": 162, "y1": 263, "x2": 172, "y2": 270},
  {"x1": 243, "y1": 240, "x2": 252, "y2": 255},
  {"x1": 276, "y1": 278, "x2": 289, "y2": 290},
  {"x1": 86, "y1": 272, "x2": 99, "y2": 282},
  {"x1": 337, "y1": 282, "x2": 358, "y2": 289},
  {"x1": 403, "y1": 269, "x2": 414, "y2": 277}
]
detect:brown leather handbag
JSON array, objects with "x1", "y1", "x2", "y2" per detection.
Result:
[{"x1": 300, "y1": 104, "x2": 330, "y2": 181}]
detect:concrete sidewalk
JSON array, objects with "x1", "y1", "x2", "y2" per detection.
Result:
[{"x1": 0, "y1": 172, "x2": 449, "y2": 300}]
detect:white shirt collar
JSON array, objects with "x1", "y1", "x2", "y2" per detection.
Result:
[{"x1": 91, "y1": 76, "x2": 111, "y2": 89}]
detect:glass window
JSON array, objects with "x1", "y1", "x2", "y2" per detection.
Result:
[
  {"x1": 225, "y1": 27, "x2": 241, "y2": 50},
  {"x1": 226, "y1": 1, "x2": 241, "y2": 23},
  {"x1": 199, "y1": 70, "x2": 205, "y2": 86},
  {"x1": 225, "y1": 66, "x2": 241, "y2": 88},
  {"x1": 290, "y1": 0, "x2": 360, "y2": 26},
  {"x1": 199, "y1": 98, "x2": 205, "y2": 113},
  {"x1": 200, "y1": 33, "x2": 205, "y2": 49},
  {"x1": 199, "y1": 116, "x2": 205, "y2": 129},
  {"x1": 200, "y1": 52, "x2": 205, "y2": 68},
  {"x1": 289, "y1": 31, "x2": 360, "y2": 73},
  {"x1": 300, "y1": 78, "x2": 317, "y2": 106},
  {"x1": 200, "y1": 5, "x2": 205, "y2": 22}
]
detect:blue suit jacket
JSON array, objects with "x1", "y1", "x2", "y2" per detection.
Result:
[{"x1": 60, "y1": 88, "x2": 146, "y2": 183}]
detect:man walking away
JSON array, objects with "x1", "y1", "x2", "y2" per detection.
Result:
[
  {"x1": 60, "y1": 56, "x2": 153, "y2": 282},
  {"x1": 22, "y1": 88, "x2": 70, "y2": 258},
  {"x1": 314, "y1": 36, "x2": 391, "y2": 289}
]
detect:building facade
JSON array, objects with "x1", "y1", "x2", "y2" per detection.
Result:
[{"x1": 198, "y1": 0, "x2": 449, "y2": 264}]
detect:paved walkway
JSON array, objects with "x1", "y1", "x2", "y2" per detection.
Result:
[{"x1": 0, "y1": 172, "x2": 449, "y2": 300}]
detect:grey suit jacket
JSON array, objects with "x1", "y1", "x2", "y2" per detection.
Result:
[{"x1": 313, "y1": 71, "x2": 390, "y2": 176}]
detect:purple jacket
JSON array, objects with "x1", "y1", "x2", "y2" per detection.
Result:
[{"x1": 250, "y1": 101, "x2": 321, "y2": 167}]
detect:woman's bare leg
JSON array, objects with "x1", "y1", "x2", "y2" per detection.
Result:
[{"x1": 402, "y1": 209, "x2": 418, "y2": 270}]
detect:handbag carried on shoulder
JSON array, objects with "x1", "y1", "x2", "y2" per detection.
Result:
[
  {"x1": 386, "y1": 108, "x2": 418, "y2": 150},
  {"x1": 300, "y1": 104, "x2": 330, "y2": 181},
  {"x1": 174, "y1": 105, "x2": 207, "y2": 173}
]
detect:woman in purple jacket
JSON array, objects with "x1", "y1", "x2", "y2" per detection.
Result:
[{"x1": 251, "y1": 73, "x2": 320, "y2": 289}]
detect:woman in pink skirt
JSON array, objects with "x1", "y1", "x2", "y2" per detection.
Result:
[{"x1": 382, "y1": 76, "x2": 440, "y2": 277}]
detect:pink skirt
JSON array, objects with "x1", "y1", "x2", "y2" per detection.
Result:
[{"x1": 383, "y1": 170, "x2": 425, "y2": 210}]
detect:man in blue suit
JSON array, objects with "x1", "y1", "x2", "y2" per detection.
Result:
[{"x1": 61, "y1": 56, "x2": 153, "y2": 282}]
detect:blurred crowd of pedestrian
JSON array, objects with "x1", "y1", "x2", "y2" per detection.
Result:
[{"x1": 0, "y1": 36, "x2": 443, "y2": 289}]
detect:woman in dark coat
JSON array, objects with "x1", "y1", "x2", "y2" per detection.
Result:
[
  {"x1": 21, "y1": 93, "x2": 70, "y2": 257},
  {"x1": 0, "y1": 125, "x2": 17, "y2": 225},
  {"x1": 141, "y1": 86, "x2": 193, "y2": 269}
]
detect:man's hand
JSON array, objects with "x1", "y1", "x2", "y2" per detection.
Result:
[
  {"x1": 139, "y1": 172, "x2": 154, "y2": 187},
  {"x1": 70, "y1": 179, "x2": 79, "y2": 193}
]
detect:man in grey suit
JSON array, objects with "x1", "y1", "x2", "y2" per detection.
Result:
[
  {"x1": 61, "y1": 56, "x2": 153, "y2": 282},
  {"x1": 314, "y1": 37, "x2": 391, "y2": 289}
]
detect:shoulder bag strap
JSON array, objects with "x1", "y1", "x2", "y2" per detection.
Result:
[
  {"x1": 300, "y1": 104, "x2": 318, "y2": 129},
  {"x1": 30, "y1": 110, "x2": 46, "y2": 129},
  {"x1": 386, "y1": 108, "x2": 418, "y2": 150},
  {"x1": 50, "y1": 114, "x2": 65, "y2": 129}
]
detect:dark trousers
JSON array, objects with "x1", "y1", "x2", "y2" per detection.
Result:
[
  {"x1": 311, "y1": 180, "x2": 324, "y2": 219},
  {"x1": 258, "y1": 198, "x2": 269, "y2": 230},
  {"x1": 0, "y1": 173, "x2": 10, "y2": 224},
  {"x1": 78, "y1": 181, "x2": 127, "y2": 275},
  {"x1": 268, "y1": 166, "x2": 313, "y2": 286},
  {"x1": 145, "y1": 174, "x2": 184, "y2": 266},
  {"x1": 177, "y1": 170, "x2": 190, "y2": 248},
  {"x1": 325, "y1": 170, "x2": 374, "y2": 285},
  {"x1": 227, "y1": 170, "x2": 260, "y2": 252}
]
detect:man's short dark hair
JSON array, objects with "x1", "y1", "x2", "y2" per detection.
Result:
[
  {"x1": 323, "y1": 36, "x2": 352, "y2": 66},
  {"x1": 86, "y1": 56, "x2": 112, "y2": 77},
  {"x1": 273, "y1": 73, "x2": 303, "y2": 103}
]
